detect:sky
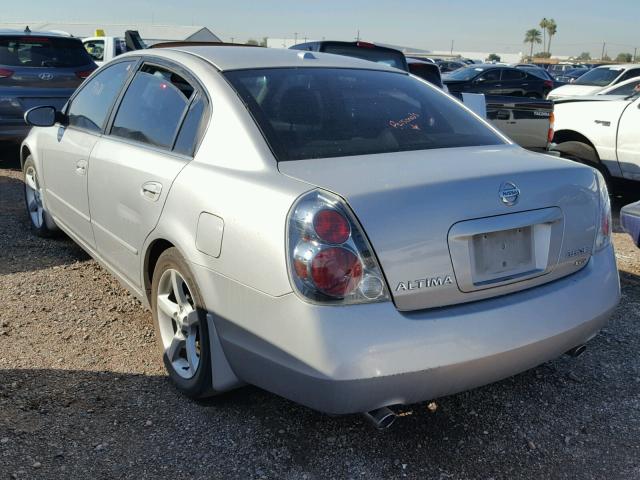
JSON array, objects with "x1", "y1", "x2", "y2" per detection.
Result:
[{"x1": 6, "y1": 0, "x2": 640, "y2": 57}]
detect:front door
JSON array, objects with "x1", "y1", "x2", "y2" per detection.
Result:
[{"x1": 42, "y1": 60, "x2": 136, "y2": 247}]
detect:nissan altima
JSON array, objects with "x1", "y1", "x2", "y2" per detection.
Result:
[{"x1": 20, "y1": 46, "x2": 620, "y2": 427}]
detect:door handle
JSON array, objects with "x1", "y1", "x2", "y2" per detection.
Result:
[
  {"x1": 141, "y1": 181, "x2": 162, "y2": 201},
  {"x1": 75, "y1": 159, "x2": 87, "y2": 176}
]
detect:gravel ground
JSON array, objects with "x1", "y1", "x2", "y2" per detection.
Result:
[{"x1": 1, "y1": 149, "x2": 639, "y2": 479}]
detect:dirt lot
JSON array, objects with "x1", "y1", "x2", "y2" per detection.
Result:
[{"x1": 1, "y1": 149, "x2": 639, "y2": 479}]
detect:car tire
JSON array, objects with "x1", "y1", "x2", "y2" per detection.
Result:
[
  {"x1": 22, "y1": 156, "x2": 59, "y2": 237},
  {"x1": 151, "y1": 247, "x2": 214, "y2": 399}
]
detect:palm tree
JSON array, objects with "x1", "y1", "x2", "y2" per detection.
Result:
[
  {"x1": 539, "y1": 18, "x2": 549, "y2": 53},
  {"x1": 546, "y1": 19, "x2": 557, "y2": 55},
  {"x1": 524, "y1": 29, "x2": 542, "y2": 60}
]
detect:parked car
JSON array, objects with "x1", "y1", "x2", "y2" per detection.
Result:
[
  {"x1": 547, "y1": 63, "x2": 581, "y2": 75},
  {"x1": 548, "y1": 64, "x2": 640, "y2": 100},
  {"x1": 21, "y1": 46, "x2": 619, "y2": 424},
  {"x1": 553, "y1": 67, "x2": 590, "y2": 84},
  {"x1": 444, "y1": 64, "x2": 554, "y2": 98},
  {"x1": 552, "y1": 89, "x2": 640, "y2": 185},
  {"x1": 83, "y1": 30, "x2": 146, "y2": 67},
  {"x1": 436, "y1": 59, "x2": 466, "y2": 73},
  {"x1": 290, "y1": 40, "x2": 407, "y2": 70},
  {"x1": 406, "y1": 57, "x2": 444, "y2": 88},
  {"x1": 0, "y1": 28, "x2": 97, "y2": 143},
  {"x1": 553, "y1": 76, "x2": 640, "y2": 102},
  {"x1": 621, "y1": 201, "x2": 640, "y2": 247}
]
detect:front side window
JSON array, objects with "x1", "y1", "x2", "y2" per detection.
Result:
[
  {"x1": 617, "y1": 69, "x2": 640, "y2": 83},
  {"x1": 225, "y1": 68, "x2": 504, "y2": 162},
  {"x1": 446, "y1": 66, "x2": 487, "y2": 81},
  {"x1": 605, "y1": 80, "x2": 640, "y2": 96},
  {"x1": 111, "y1": 64, "x2": 194, "y2": 149},
  {"x1": 68, "y1": 60, "x2": 135, "y2": 132},
  {"x1": 477, "y1": 69, "x2": 500, "y2": 82}
]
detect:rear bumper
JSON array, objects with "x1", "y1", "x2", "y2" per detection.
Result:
[{"x1": 192, "y1": 244, "x2": 619, "y2": 414}]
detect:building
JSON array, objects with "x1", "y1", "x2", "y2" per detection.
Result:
[{"x1": 0, "y1": 22, "x2": 221, "y2": 44}]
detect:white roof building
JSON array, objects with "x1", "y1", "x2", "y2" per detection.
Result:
[{"x1": 0, "y1": 22, "x2": 221, "y2": 44}]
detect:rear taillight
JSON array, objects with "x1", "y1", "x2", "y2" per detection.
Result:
[
  {"x1": 75, "y1": 68, "x2": 95, "y2": 79},
  {"x1": 544, "y1": 80, "x2": 553, "y2": 89},
  {"x1": 287, "y1": 190, "x2": 389, "y2": 304},
  {"x1": 594, "y1": 171, "x2": 611, "y2": 252},
  {"x1": 0, "y1": 68, "x2": 14, "y2": 78},
  {"x1": 547, "y1": 111, "x2": 555, "y2": 143},
  {"x1": 356, "y1": 41, "x2": 375, "y2": 49}
]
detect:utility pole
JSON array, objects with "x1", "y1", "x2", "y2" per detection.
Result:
[
  {"x1": 601, "y1": 41, "x2": 606, "y2": 60},
  {"x1": 230, "y1": 37, "x2": 235, "y2": 43},
  {"x1": 634, "y1": 47, "x2": 638, "y2": 62},
  {"x1": 450, "y1": 40, "x2": 454, "y2": 55},
  {"x1": 355, "y1": 29, "x2": 360, "y2": 41},
  {"x1": 294, "y1": 32, "x2": 298, "y2": 43}
]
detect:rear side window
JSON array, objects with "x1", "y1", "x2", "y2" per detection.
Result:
[
  {"x1": 501, "y1": 69, "x2": 526, "y2": 81},
  {"x1": 225, "y1": 68, "x2": 503, "y2": 162},
  {"x1": 111, "y1": 64, "x2": 194, "y2": 149},
  {"x1": 0, "y1": 36, "x2": 93, "y2": 67},
  {"x1": 173, "y1": 94, "x2": 207, "y2": 156},
  {"x1": 68, "y1": 60, "x2": 135, "y2": 132}
]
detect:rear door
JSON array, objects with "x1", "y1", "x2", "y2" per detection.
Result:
[
  {"x1": 41, "y1": 60, "x2": 136, "y2": 247},
  {"x1": 88, "y1": 60, "x2": 209, "y2": 287},
  {"x1": 500, "y1": 68, "x2": 528, "y2": 96}
]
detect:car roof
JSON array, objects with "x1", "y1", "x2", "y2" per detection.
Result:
[
  {"x1": 0, "y1": 29, "x2": 73, "y2": 38},
  {"x1": 594, "y1": 64, "x2": 636, "y2": 69},
  {"x1": 162, "y1": 45, "x2": 402, "y2": 72}
]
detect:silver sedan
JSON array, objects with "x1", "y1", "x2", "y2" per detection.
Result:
[{"x1": 20, "y1": 46, "x2": 620, "y2": 426}]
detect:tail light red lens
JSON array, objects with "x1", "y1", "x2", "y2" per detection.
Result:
[
  {"x1": 313, "y1": 209, "x2": 350, "y2": 244},
  {"x1": 547, "y1": 111, "x2": 555, "y2": 143},
  {"x1": 287, "y1": 190, "x2": 389, "y2": 304},
  {"x1": 544, "y1": 80, "x2": 553, "y2": 89},
  {"x1": 0, "y1": 68, "x2": 14, "y2": 78},
  {"x1": 75, "y1": 69, "x2": 95, "y2": 79},
  {"x1": 356, "y1": 41, "x2": 375, "y2": 49},
  {"x1": 311, "y1": 247, "x2": 363, "y2": 297}
]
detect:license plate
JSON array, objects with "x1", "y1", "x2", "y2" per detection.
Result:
[{"x1": 472, "y1": 226, "x2": 535, "y2": 282}]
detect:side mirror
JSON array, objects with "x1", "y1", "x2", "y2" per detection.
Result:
[{"x1": 24, "y1": 106, "x2": 62, "y2": 127}]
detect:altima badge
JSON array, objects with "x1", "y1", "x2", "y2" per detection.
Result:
[
  {"x1": 499, "y1": 181, "x2": 520, "y2": 206},
  {"x1": 396, "y1": 276, "x2": 453, "y2": 292}
]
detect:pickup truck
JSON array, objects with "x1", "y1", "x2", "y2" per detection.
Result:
[
  {"x1": 82, "y1": 30, "x2": 146, "y2": 66},
  {"x1": 552, "y1": 92, "x2": 640, "y2": 184},
  {"x1": 290, "y1": 41, "x2": 554, "y2": 152}
]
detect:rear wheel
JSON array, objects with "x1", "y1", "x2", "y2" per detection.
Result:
[
  {"x1": 151, "y1": 248, "x2": 213, "y2": 398},
  {"x1": 22, "y1": 156, "x2": 58, "y2": 237},
  {"x1": 554, "y1": 141, "x2": 613, "y2": 190}
]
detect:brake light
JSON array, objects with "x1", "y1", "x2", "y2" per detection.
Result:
[
  {"x1": 544, "y1": 80, "x2": 553, "y2": 89},
  {"x1": 547, "y1": 111, "x2": 555, "y2": 143},
  {"x1": 594, "y1": 171, "x2": 611, "y2": 252},
  {"x1": 75, "y1": 68, "x2": 95, "y2": 79},
  {"x1": 356, "y1": 41, "x2": 375, "y2": 49},
  {"x1": 0, "y1": 68, "x2": 14, "y2": 78},
  {"x1": 287, "y1": 190, "x2": 389, "y2": 304},
  {"x1": 20, "y1": 37, "x2": 51, "y2": 43},
  {"x1": 313, "y1": 209, "x2": 350, "y2": 244}
]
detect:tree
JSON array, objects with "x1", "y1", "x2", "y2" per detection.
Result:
[
  {"x1": 539, "y1": 18, "x2": 549, "y2": 54},
  {"x1": 524, "y1": 29, "x2": 542, "y2": 60},
  {"x1": 259, "y1": 37, "x2": 268, "y2": 47},
  {"x1": 577, "y1": 52, "x2": 591, "y2": 61},
  {"x1": 616, "y1": 52, "x2": 633, "y2": 63},
  {"x1": 487, "y1": 53, "x2": 501, "y2": 62},
  {"x1": 546, "y1": 19, "x2": 557, "y2": 54},
  {"x1": 533, "y1": 51, "x2": 551, "y2": 58},
  {"x1": 245, "y1": 39, "x2": 259, "y2": 46}
]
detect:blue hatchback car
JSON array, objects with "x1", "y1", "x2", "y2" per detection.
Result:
[{"x1": 0, "y1": 28, "x2": 97, "y2": 143}]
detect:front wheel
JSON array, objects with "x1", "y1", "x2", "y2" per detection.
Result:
[
  {"x1": 151, "y1": 247, "x2": 213, "y2": 398},
  {"x1": 23, "y1": 156, "x2": 58, "y2": 237}
]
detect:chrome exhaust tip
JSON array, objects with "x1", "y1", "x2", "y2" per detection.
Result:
[
  {"x1": 363, "y1": 407, "x2": 397, "y2": 430},
  {"x1": 565, "y1": 344, "x2": 587, "y2": 357}
]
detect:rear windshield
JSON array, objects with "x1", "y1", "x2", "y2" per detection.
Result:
[
  {"x1": 574, "y1": 67, "x2": 623, "y2": 86},
  {"x1": 225, "y1": 68, "x2": 503, "y2": 162},
  {"x1": 322, "y1": 45, "x2": 406, "y2": 70},
  {"x1": 0, "y1": 36, "x2": 93, "y2": 68}
]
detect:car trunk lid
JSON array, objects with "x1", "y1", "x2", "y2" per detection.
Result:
[{"x1": 279, "y1": 144, "x2": 599, "y2": 311}]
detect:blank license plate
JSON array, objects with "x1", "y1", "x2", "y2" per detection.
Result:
[{"x1": 472, "y1": 226, "x2": 535, "y2": 281}]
